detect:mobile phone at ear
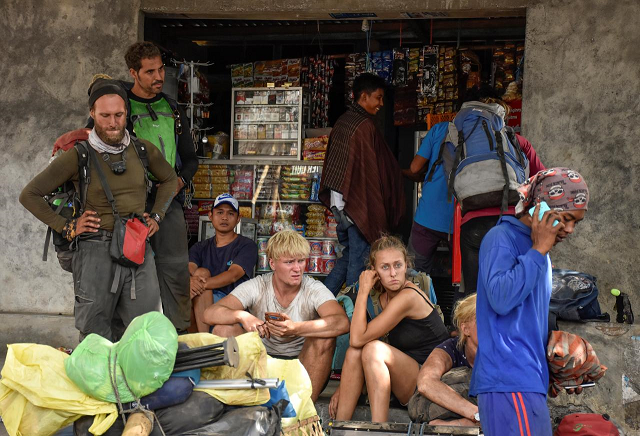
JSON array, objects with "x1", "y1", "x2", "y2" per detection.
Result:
[
  {"x1": 265, "y1": 312, "x2": 285, "y2": 321},
  {"x1": 563, "y1": 382, "x2": 595, "y2": 389},
  {"x1": 529, "y1": 201, "x2": 559, "y2": 226}
]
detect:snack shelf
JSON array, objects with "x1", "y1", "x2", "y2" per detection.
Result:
[
  {"x1": 234, "y1": 139, "x2": 298, "y2": 142},
  {"x1": 236, "y1": 104, "x2": 299, "y2": 107},
  {"x1": 198, "y1": 158, "x2": 323, "y2": 167},
  {"x1": 233, "y1": 121, "x2": 299, "y2": 125},
  {"x1": 256, "y1": 270, "x2": 330, "y2": 277},
  {"x1": 192, "y1": 159, "x2": 336, "y2": 244},
  {"x1": 193, "y1": 198, "x2": 322, "y2": 204}
]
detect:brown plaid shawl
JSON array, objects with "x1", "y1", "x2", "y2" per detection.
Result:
[{"x1": 319, "y1": 105, "x2": 405, "y2": 244}]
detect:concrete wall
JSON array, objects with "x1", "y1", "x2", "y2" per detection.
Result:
[
  {"x1": 523, "y1": 0, "x2": 640, "y2": 322},
  {"x1": 0, "y1": 0, "x2": 142, "y2": 344},
  {"x1": 0, "y1": 0, "x2": 638, "y2": 429}
]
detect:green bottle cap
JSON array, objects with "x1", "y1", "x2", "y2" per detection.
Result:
[{"x1": 611, "y1": 289, "x2": 621, "y2": 297}]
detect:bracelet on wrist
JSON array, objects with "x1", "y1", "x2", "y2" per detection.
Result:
[{"x1": 63, "y1": 218, "x2": 77, "y2": 242}]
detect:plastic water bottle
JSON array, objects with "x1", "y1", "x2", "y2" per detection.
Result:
[{"x1": 611, "y1": 289, "x2": 634, "y2": 324}]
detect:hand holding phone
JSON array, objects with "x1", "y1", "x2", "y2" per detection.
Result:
[
  {"x1": 265, "y1": 312, "x2": 285, "y2": 322},
  {"x1": 529, "y1": 201, "x2": 559, "y2": 226},
  {"x1": 563, "y1": 382, "x2": 595, "y2": 390}
]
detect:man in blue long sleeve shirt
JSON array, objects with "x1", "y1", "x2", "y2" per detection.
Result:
[{"x1": 470, "y1": 167, "x2": 590, "y2": 436}]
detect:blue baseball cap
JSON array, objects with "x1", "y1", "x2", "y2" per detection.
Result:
[{"x1": 213, "y1": 193, "x2": 239, "y2": 212}]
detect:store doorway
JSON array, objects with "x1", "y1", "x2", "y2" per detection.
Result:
[{"x1": 144, "y1": 15, "x2": 526, "y2": 322}]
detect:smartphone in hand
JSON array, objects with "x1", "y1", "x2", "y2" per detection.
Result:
[
  {"x1": 529, "y1": 201, "x2": 559, "y2": 226},
  {"x1": 265, "y1": 312, "x2": 285, "y2": 321},
  {"x1": 563, "y1": 382, "x2": 595, "y2": 389}
]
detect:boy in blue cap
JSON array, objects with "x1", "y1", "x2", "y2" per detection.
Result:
[{"x1": 189, "y1": 193, "x2": 258, "y2": 332}]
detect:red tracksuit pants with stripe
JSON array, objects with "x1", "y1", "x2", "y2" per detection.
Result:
[{"x1": 477, "y1": 392, "x2": 552, "y2": 436}]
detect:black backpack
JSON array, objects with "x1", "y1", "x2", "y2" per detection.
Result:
[
  {"x1": 43, "y1": 141, "x2": 91, "y2": 272},
  {"x1": 548, "y1": 269, "x2": 610, "y2": 331},
  {"x1": 43, "y1": 139, "x2": 149, "y2": 272}
]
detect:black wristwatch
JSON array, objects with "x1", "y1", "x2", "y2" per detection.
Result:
[{"x1": 151, "y1": 213, "x2": 162, "y2": 224}]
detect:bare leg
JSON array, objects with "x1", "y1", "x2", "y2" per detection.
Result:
[
  {"x1": 429, "y1": 418, "x2": 477, "y2": 427},
  {"x1": 192, "y1": 268, "x2": 213, "y2": 333},
  {"x1": 298, "y1": 337, "x2": 335, "y2": 402},
  {"x1": 335, "y1": 346, "x2": 365, "y2": 420},
  {"x1": 361, "y1": 340, "x2": 420, "y2": 423},
  {"x1": 211, "y1": 323, "x2": 246, "y2": 337}
]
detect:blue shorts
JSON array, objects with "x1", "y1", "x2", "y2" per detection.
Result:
[
  {"x1": 213, "y1": 290, "x2": 227, "y2": 303},
  {"x1": 478, "y1": 392, "x2": 551, "y2": 436},
  {"x1": 209, "y1": 290, "x2": 230, "y2": 333}
]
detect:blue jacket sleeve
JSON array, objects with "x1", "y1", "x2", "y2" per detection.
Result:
[{"x1": 479, "y1": 246, "x2": 548, "y2": 316}]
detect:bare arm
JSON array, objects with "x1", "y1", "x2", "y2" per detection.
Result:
[
  {"x1": 403, "y1": 154, "x2": 429, "y2": 182},
  {"x1": 267, "y1": 300, "x2": 350, "y2": 338},
  {"x1": 204, "y1": 264, "x2": 246, "y2": 290},
  {"x1": 188, "y1": 262, "x2": 199, "y2": 275},
  {"x1": 350, "y1": 271, "x2": 415, "y2": 348},
  {"x1": 203, "y1": 294, "x2": 263, "y2": 332},
  {"x1": 417, "y1": 349, "x2": 478, "y2": 422}
]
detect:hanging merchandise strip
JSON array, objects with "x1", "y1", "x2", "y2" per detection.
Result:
[{"x1": 172, "y1": 59, "x2": 214, "y2": 132}]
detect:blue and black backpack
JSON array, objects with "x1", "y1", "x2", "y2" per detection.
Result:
[
  {"x1": 548, "y1": 269, "x2": 610, "y2": 331},
  {"x1": 426, "y1": 101, "x2": 529, "y2": 213}
]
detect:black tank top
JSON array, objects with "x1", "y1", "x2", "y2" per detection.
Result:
[{"x1": 387, "y1": 286, "x2": 450, "y2": 364}]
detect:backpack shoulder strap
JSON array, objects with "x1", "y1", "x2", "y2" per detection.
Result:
[
  {"x1": 425, "y1": 126, "x2": 449, "y2": 183},
  {"x1": 130, "y1": 138, "x2": 151, "y2": 189},
  {"x1": 74, "y1": 141, "x2": 91, "y2": 211},
  {"x1": 163, "y1": 94, "x2": 183, "y2": 136},
  {"x1": 494, "y1": 131, "x2": 510, "y2": 214},
  {"x1": 163, "y1": 94, "x2": 180, "y2": 112},
  {"x1": 504, "y1": 126, "x2": 526, "y2": 168},
  {"x1": 131, "y1": 138, "x2": 149, "y2": 171}
]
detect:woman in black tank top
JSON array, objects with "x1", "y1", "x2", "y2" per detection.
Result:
[{"x1": 330, "y1": 236, "x2": 449, "y2": 423}]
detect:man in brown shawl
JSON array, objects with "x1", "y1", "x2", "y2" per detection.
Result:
[{"x1": 320, "y1": 73, "x2": 406, "y2": 295}]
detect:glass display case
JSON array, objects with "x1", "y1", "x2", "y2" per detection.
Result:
[
  {"x1": 231, "y1": 87, "x2": 304, "y2": 159},
  {"x1": 191, "y1": 159, "x2": 338, "y2": 276}
]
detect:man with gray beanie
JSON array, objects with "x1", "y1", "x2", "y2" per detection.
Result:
[
  {"x1": 469, "y1": 167, "x2": 589, "y2": 436},
  {"x1": 20, "y1": 78, "x2": 177, "y2": 341}
]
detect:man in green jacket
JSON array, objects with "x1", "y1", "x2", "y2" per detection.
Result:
[
  {"x1": 123, "y1": 42, "x2": 199, "y2": 333},
  {"x1": 20, "y1": 80, "x2": 177, "y2": 341}
]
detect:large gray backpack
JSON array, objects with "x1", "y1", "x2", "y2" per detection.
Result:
[{"x1": 426, "y1": 102, "x2": 530, "y2": 213}]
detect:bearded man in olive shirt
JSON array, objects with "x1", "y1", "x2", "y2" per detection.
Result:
[{"x1": 19, "y1": 79, "x2": 177, "y2": 341}]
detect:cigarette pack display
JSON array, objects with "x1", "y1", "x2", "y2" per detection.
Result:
[
  {"x1": 274, "y1": 125, "x2": 282, "y2": 139},
  {"x1": 257, "y1": 124, "x2": 266, "y2": 139}
]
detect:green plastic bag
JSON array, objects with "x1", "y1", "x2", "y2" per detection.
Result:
[
  {"x1": 115, "y1": 312, "x2": 179, "y2": 398},
  {"x1": 65, "y1": 312, "x2": 178, "y2": 403},
  {"x1": 63, "y1": 334, "x2": 134, "y2": 403}
]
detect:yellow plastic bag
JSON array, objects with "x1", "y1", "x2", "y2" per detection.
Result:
[
  {"x1": 180, "y1": 332, "x2": 270, "y2": 406},
  {"x1": 266, "y1": 357, "x2": 318, "y2": 428},
  {"x1": 0, "y1": 343, "x2": 118, "y2": 436}
]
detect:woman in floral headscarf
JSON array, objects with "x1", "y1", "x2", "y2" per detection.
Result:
[{"x1": 470, "y1": 168, "x2": 589, "y2": 436}]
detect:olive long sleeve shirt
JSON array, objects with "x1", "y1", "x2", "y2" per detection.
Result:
[{"x1": 20, "y1": 139, "x2": 177, "y2": 233}]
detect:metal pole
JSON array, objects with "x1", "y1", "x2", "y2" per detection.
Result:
[
  {"x1": 196, "y1": 378, "x2": 280, "y2": 390},
  {"x1": 190, "y1": 61, "x2": 195, "y2": 132}
]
